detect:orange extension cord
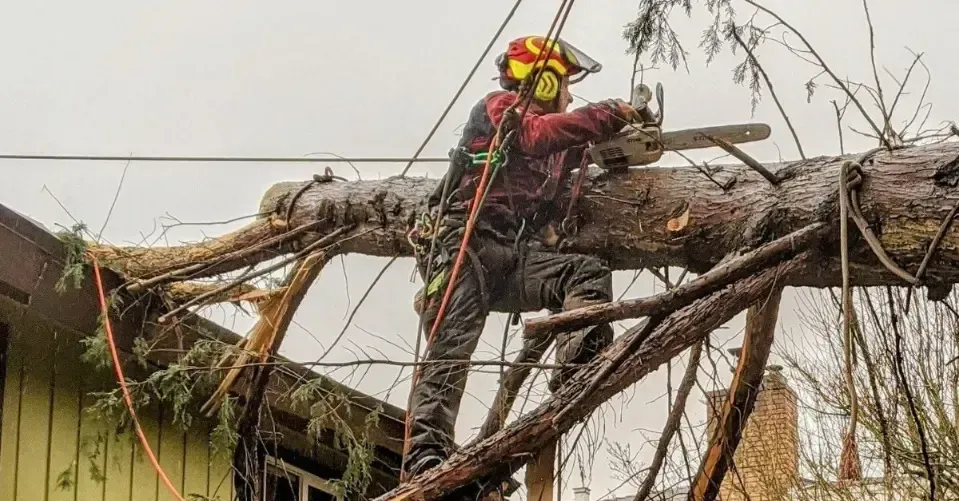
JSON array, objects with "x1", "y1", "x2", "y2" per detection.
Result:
[{"x1": 89, "y1": 253, "x2": 187, "y2": 501}]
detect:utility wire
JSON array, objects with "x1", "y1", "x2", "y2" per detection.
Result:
[
  {"x1": 398, "y1": 0, "x2": 526, "y2": 177},
  {"x1": 0, "y1": 153, "x2": 449, "y2": 163},
  {"x1": 6, "y1": 1, "x2": 526, "y2": 172}
]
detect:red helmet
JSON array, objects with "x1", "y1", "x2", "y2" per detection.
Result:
[{"x1": 496, "y1": 36, "x2": 602, "y2": 87}]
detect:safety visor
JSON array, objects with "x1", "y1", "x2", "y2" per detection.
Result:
[{"x1": 558, "y1": 38, "x2": 602, "y2": 84}]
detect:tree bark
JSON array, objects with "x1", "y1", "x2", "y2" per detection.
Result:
[
  {"x1": 375, "y1": 257, "x2": 806, "y2": 501},
  {"x1": 89, "y1": 143, "x2": 959, "y2": 288}
]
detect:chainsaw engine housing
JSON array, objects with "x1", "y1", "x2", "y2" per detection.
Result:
[{"x1": 588, "y1": 126, "x2": 664, "y2": 169}]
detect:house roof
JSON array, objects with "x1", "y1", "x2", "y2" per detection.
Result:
[{"x1": 0, "y1": 202, "x2": 406, "y2": 457}]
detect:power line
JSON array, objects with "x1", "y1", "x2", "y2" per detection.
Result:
[
  {"x1": 4, "y1": 3, "x2": 529, "y2": 172},
  {"x1": 398, "y1": 0, "x2": 525, "y2": 177},
  {"x1": 0, "y1": 153, "x2": 449, "y2": 163}
]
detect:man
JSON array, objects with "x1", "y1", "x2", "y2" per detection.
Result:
[{"x1": 405, "y1": 36, "x2": 641, "y2": 480}]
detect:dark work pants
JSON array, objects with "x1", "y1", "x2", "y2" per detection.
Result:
[{"x1": 404, "y1": 230, "x2": 613, "y2": 476}]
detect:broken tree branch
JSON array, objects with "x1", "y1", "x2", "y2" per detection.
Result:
[
  {"x1": 202, "y1": 251, "x2": 330, "y2": 416},
  {"x1": 473, "y1": 336, "x2": 554, "y2": 445},
  {"x1": 162, "y1": 281, "x2": 264, "y2": 306},
  {"x1": 524, "y1": 223, "x2": 823, "y2": 339},
  {"x1": 126, "y1": 219, "x2": 324, "y2": 290},
  {"x1": 633, "y1": 342, "x2": 703, "y2": 501},
  {"x1": 228, "y1": 252, "x2": 329, "y2": 500},
  {"x1": 743, "y1": 0, "x2": 893, "y2": 150},
  {"x1": 376, "y1": 257, "x2": 806, "y2": 501},
  {"x1": 730, "y1": 24, "x2": 805, "y2": 160},
  {"x1": 689, "y1": 287, "x2": 783, "y2": 501},
  {"x1": 552, "y1": 317, "x2": 659, "y2": 426},
  {"x1": 157, "y1": 225, "x2": 353, "y2": 323},
  {"x1": 704, "y1": 134, "x2": 780, "y2": 185}
]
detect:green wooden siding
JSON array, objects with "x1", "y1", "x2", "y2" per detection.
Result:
[{"x1": 0, "y1": 308, "x2": 234, "y2": 501}]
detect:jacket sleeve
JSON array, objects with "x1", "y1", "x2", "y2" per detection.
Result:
[{"x1": 486, "y1": 92, "x2": 629, "y2": 157}]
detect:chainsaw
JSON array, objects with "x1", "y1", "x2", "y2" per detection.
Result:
[{"x1": 587, "y1": 83, "x2": 771, "y2": 169}]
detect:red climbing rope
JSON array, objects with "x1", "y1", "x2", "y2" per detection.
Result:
[
  {"x1": 399, "y1": 136, "x2": 501, "y2": 480},
  {"x1": 400, "y1": 0, "x2": 577, "y2": 481}
]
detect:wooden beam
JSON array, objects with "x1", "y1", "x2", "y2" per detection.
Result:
[
  {"x1": 687, "y1": 288, "x2": 783, "y2": 501},
  {"x1": 526, "y1": 438, "x2": 557, "y2": 501}
]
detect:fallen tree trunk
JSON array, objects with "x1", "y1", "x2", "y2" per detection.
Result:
[
  {"x1": 376, "y1": 256, "x2": 806, "y2": 501},
  {"x1": 89, "y1": 142, "x2": 959, "y2": 288}
]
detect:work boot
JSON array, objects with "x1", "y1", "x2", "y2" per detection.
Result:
[
  {"x1": 475, "y1": 476, "x2": 521, "y2": 501},
  {"x1": 404, "y1": 449, "x2": 520, "y2": 500},
  {"x1": 402, "y1": 453, "x2": 444, "y2": 480},
  {"x1": 548, "y1": 324, "x2": 613, "y2": 393},
  {"x1": 451, "y1": 474, "x2": 520, "y2": 501}
]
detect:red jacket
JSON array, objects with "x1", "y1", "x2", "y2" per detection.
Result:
[{"x1": 454, "y1": 90, "x2": 629, "y2": 230}]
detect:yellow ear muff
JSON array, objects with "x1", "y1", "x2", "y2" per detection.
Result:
[{"x1": 534, "y1": 70, "x2": 560, "y2": 102}]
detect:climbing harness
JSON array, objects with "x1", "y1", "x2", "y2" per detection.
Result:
[
  {"x1": 401, "y1": 143, "x2": 503, "y2": 479},
  {"x1": 401, "y1": 0, "x2": 579, "y2": 481}
]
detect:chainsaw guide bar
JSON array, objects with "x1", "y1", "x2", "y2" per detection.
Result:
[{"x1": 588, "y1": 123, "x2": 771, "y2": 170}]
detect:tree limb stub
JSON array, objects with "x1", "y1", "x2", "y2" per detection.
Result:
[
  {"x1": 376, "y1": 257, "x2": 806, "y2": 501},
  {"x1": 88, "y1": 143, "x2": 959, "y2": 288}
]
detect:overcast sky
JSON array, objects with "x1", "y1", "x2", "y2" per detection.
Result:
[{"x1": 1, "y1": 0, "x2": 956, "y2": 498}]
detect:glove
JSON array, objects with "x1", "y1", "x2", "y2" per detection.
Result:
[
  {"x1": 500, "y1": 106, "x2": 522, "y2": 133},
  {"x1": 609, "y1": 98, "x2": 643, "y2": 124}
]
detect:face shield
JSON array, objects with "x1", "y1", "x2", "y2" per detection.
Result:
[{"x1": 559, "y1": 38, "x2": 602, "y2": 84}]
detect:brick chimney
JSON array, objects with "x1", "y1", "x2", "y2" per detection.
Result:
[
  {"x1": 573, "y1": 486, "x2": 590, "y2": 501},
  {"x1": 705, "y1": 355, "x2": 799, "y2": 500}
]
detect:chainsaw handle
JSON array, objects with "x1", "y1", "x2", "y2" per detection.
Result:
[
  {"x1": 629, "y1": 83, "x2": 661, "y2": 126},
  {"x1": 654, "y1": 82, "x2": 664, "y2": 127},
  {"x1": 636, "y1": 106, "x2": 657, "y2": 125},
  {"x1": 631, "y1": 84, "x2": 652, "y2": 108}
]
